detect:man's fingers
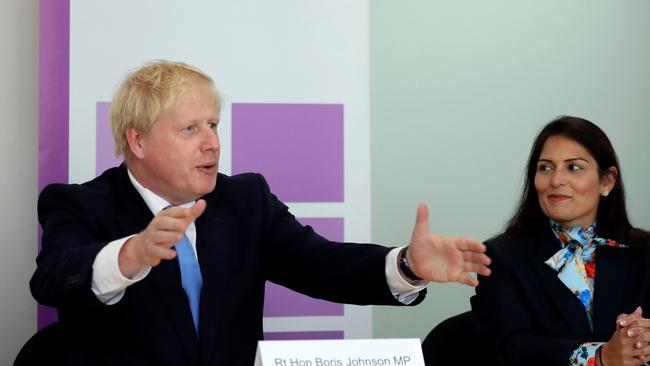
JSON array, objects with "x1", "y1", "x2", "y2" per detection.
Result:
[
  {"x1": 146, "y1": 200, "x2": 207, "y2": 251},
  {"x1": 459, "y1": 248, "x2": 492, "y2": 277},
  {"x1": 457, "y1": 273, "x2": 479, "y2": 287},
  {"x1": 153, "y1": 215, "x2": 192, "y2": 234},
  {"x1": 463, "y1": 261, "x2": 492, "y2": 277},
  {"x1": 455, "y1": 237, "x2": 488, "y2": 254},
  {"x1": 156, "y1": 247, "x2": 177, "y2": 261},
  {"x1": 144, "y1": 246, "x2": 177, "y2": 265},
  {"x1": 151, "y1": 231, "x2": 185, "y2": 248},
  {"x1": 120, "y1": 200, "x2": 204, "y2": 275},
  {"x1": 161, "y1": 200, "x2": 206, "y2": 222},
  {"x1": 463, "y1": 250, "x2": 492, "y2": 266},
  {"x1": 153, "y1": 200, "x2": 207, "y2": 238}
]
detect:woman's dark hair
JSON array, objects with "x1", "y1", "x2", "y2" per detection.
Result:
[{"x1": 498, "y1": 116, "x2": 650, "y2": 246}]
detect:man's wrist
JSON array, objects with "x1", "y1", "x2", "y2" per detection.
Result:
[
  {"x1": 118, "y1": 236, "x2": 144, "y2": 278},
  {"x1": 398, "y1": 246, "x2": 422, "y2": 281},
  {"x1": 92, "y1": 235, "x2": 149, "y2": 305}
]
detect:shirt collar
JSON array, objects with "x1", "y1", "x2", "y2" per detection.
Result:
[{"x1": 127, "y1": 169, "x2": 195, "y2": 215}]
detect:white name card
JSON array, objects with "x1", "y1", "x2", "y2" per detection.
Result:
[{"x1": 254, "y1": 338, "x2": 424, "y2": 366}]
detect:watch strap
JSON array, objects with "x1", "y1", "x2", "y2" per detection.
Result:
[{"x1": 399, "y1": 247, "x2": 423, "y2": 281}]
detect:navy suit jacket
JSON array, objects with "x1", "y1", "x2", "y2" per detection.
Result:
[
  {"x1": 31, "y1": 165, "x2": 421, "y2": 366},
  {"x1": 470, "y1": 229, "x2": 650, "y2": 365}
]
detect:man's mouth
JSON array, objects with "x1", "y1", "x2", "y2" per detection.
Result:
[{"x1": 197, "y1": 163, "x2": 217, "y2": 174}]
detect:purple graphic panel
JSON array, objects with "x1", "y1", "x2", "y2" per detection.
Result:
[
  {"x1": 299, "y1": 218, "x2": 344, "y2": 242},
  {"x1": 264, "y1": 218, "x2": 344, "y2": 317},
  {"x1": 39, "y1": 0, "x2": 70, "y2": 329},
  {"x1": 231, "y1": 103, "x2": 344, "y2": 203},
  {"x1": 264, "y1": 331, "x2": 344, "y2": 340},
  {"x1": 96, "y1": 102, "x2": 122, "y2": 175}
]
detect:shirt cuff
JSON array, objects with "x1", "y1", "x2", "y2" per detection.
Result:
[
  {"x1": 386, "y1": 246, "x2": 427, "y2": 304},
  {"x1": 91, "y1": 235, "x2": 151, "y2": 305},
  {"x1": 568, "y1": 342, "x2": 604, "y2": 366}
]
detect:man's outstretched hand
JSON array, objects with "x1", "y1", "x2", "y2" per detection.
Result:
[{"x1": 404, "y1": 203, "x2": 491, "y2": 287}]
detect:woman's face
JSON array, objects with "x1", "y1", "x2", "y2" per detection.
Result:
[{"x1": 534, "y1": 135, "x2": 615, "y2": 229}]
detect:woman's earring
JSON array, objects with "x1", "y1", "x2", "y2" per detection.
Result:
[{"x1": 601, "y1": 191, "x2": 609, "y2": 197}]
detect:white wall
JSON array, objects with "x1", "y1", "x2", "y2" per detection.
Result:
[{"x1": 0, "y1": 0, "x2": 38, "y2": 362}]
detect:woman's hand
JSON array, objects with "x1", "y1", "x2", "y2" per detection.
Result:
[{"x1": 601, "y1": 307, "x2": 650, "y2": 366}]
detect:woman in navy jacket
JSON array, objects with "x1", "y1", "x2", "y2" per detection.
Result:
[{"x1": 471, "y1": 116, "x2": 650, "y2": 366}]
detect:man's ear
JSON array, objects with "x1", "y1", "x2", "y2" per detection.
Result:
[{"x1": 125, "y1": 127, "x2": 145, "y2": 160}]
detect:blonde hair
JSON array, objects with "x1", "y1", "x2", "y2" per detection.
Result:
[{"x1": 110, "y1": 60, "x2": 221, "y2": 156}]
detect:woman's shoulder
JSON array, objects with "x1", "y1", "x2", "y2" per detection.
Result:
[
  {"x1": 627, "y1": 228, "x2": 650, "y2": 248},
  {"x1": 485, "y1": 233, "x2": 540, "y2": 251},
  {"x1": 482, "y1": 234, "x2": 538, "y2": 265}
]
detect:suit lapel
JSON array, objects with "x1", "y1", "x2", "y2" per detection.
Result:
[
  {"x1": 195, "y1": 194, "x2": 234, "y2": 364},
  {"x1": 112, "y1": 166, "x2": 199, "y2": 364},
  {"x1": 592, "y1": 246, "x2": 629, "y2": 339},
  {"x1": 112, "y1": 165, "x2": 152, "y2": 236},
  {"x1": 529, "y1": 232, "x2": 592, "y2": 337}
]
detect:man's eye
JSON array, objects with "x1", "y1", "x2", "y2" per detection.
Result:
[
  {"x1": 184, "y1": 124, "x2": 197, "y2": 132},
  {"x1": 208, "y1": 122, "x2": 218, "y2": 131}
]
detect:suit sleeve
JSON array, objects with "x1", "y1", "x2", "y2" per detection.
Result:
[
  {"x1": 253, "y1": 174, "x2": 425, "y2": 306},
  {"x1": 30, "y1": 184, "x2": 112, "y2": 310},
  {"x1": 470, "y1": 242, "x2": 582, "y2": 366}
]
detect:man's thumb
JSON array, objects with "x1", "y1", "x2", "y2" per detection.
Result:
[
  {"x1": 413, "y1": 203, "x2": 430, "y2": 235},
  {"x1": 191, "y1": 199, "x2": 207, "y2": 219}
]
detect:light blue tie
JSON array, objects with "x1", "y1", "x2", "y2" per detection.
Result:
[{"x1": 175, "y1": 234, "x2": 203, "y2": 334}]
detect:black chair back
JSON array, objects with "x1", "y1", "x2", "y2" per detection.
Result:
[
  {"x1": 14, "y1": 322, "x2": 65, "y2": 366},
  {"x1": 421, "y1": 311, "x2": 498, "y2": 366}
]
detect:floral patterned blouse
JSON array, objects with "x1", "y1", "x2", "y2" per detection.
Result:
[{"x1": 544, "y1": 221, "x2": 626, "y2": 366}]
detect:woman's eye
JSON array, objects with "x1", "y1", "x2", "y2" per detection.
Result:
[
  {"x1": 537, "y1": 164, "x2": 552, "y2": 172},
  {"x1": 569, "y1": 164, "x2": 583, "y2": 171}
]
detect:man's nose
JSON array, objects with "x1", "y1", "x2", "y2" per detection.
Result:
[{"x1": 201, "y1": 126, "x2": 220, "y2": 152}]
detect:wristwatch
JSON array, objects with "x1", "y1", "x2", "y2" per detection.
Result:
[{"x1": 398, "y1": 247, "x2": 423, "y2": 281}]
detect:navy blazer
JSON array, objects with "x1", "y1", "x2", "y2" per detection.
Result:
[
  {"x1": 470, "y1": 229, "x2": 650, "y2": 365},
  {"x1": 31, "y1": 165, "x2": 421, "y2": 366}
]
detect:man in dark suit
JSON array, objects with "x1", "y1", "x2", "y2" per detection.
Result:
[{"x1": 30, "y1": 60, "x2": 491, "y2": 366}]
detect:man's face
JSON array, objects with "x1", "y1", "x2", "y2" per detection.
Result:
[{"x1": 135, "y1": 87, "x2": 220, "y2": 205}]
